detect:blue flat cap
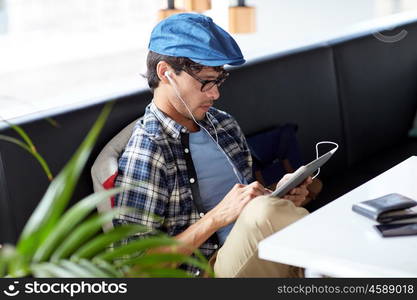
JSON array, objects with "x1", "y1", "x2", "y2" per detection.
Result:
[{"x1": 149, "y1": 13, "x2": 245, "y2": 66}]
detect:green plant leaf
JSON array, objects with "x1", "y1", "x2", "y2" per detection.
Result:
[
  {"x1": 45, "y1": 118, "x2": 60, "y2": 128},
  {"x1": 186, "y1": 247, "x2": 213, "y2": 277},
  {"x1": 129, "y1": 267, "x2": 193, "y2": 278},
  {"x1": 31, "y1": 262, "x2": 77, "y2": 278},
  {"x1": 33, "y1": 188, "x2": 123, "y2": 262},
  {"x1": 58, "y1": 260, "x2": 97, "y2": 277},
  {"x1": 0, "y1": 244, "x2": 30, "y2": 278},
  {"x1": 95, "y1": 235, "x2": 179, "y2": 262},
  {"x1": 71, "y1": 225, "x2": 148, "y2": 260},
  {"x1": 0, "y1": 135, "x2": 30, "y2": 151},
  {"x1": 16, "y1": 103, "x2": 113, "y2": 258},
  {"x1": 75, "y1": 259, "x2": 112, "y2": 277},
  {"x1": 32, "y1": 260, "x2": 114, "y2": 278},
  {"x1": 92, "y1": 258, "x2": 123, "y2": 277},
  {"x1": 118, "y1": 253, "x2": 209, "y2": 273},
  {"x1": 0, "y1": 134, "x2": 53, "y2": 180},
  {"x1": 0, "y1": 248, "x2": 6, "y2": 277},
  {"x1": 31, "y1": 265, "x2": 54, "y2": 278},
  {"x1": 0, "y1": 119, "x2": 37, "y2": 152},
  {"x1": 50, "y1": 209, "x2": 123, "y2": 262}
]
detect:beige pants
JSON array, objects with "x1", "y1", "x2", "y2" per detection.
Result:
[{"x1": 211, "y1": 195, "x2": 309, "y2": 278}]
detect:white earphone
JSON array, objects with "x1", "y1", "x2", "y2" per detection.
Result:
[
  {"x1": 312, "y1": 141, "x2": 339, "y2": 179},
  {"x1": 163, "y1": 68, "x2": 244, "y2": 184}
]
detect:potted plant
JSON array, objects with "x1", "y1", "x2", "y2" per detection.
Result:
[{"x1": 0, "y1": 103, "x2": 212, "y2": 278}]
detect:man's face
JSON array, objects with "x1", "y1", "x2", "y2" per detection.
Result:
[{"x1": 169, "y1": 67, "x2": 223, "y2": 121}]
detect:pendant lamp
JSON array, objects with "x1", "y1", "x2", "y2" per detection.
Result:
[
  {"x1": 229, "y1": 0, "x2": 256, "y2": 34},
  {"x1": 184, "y1": 0, "x2": 212, "y2": 12},
  {"x1": 158, "y1": 0, "x2": 186, "y2": 21}
]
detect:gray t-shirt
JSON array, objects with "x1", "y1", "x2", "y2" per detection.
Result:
[{"x1": 189, "y1": 129, "x2": 246, "y2": 245}]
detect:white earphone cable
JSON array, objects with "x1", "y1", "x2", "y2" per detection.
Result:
[
  {"x1": 312, "y1": 141, "x2": 339, "y2": 179},
  {"x1": 165, "y1": 71, "x2": 243, "y2": 184}
]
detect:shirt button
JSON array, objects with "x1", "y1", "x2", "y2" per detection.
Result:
[
  {"x1": 213, "y1": 244, "x2": 219, "y2": 249},
  {"x1": 184, "y1": 148, "x2": 189, "y2": 153},
  {"x1": 181, "y1": 128, "x2": 187, "y2": 133},
  {"x1": 194, "y1": 270, "x2": 200, "y2": 276},
  {"x1": 199, "y1": 212, "x2": 205, "y2": 217},
  {"x1": 189, "y1": 178, "x2": 195, "y2": 184}
]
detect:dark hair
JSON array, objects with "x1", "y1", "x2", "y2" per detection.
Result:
[{"x1": 145, "y1": 51, "x2": 223, "y2": 91}]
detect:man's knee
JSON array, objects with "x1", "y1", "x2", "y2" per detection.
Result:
[{"x1": 239, "y1": 195, "x2": 309, "y2": 233}]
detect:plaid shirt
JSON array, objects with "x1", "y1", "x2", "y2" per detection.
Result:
[{"x1": 113, "y1": 102, "x2": 253, "y2": 275}]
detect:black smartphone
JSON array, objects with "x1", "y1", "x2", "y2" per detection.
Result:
[{"x1": 374, "y1": 223, "x2": 417, "y2": 237}]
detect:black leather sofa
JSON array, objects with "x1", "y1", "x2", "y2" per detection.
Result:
[{"x1": 2, "y1": 17, "x2": 417, "y2": 244}]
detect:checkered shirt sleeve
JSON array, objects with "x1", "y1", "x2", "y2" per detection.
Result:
[{"x1": 113, "y1": 128, "x2": 169, "y2": 237}]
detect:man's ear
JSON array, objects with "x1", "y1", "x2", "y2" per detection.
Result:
[{"x1": 156, "y1": 61, "x2": 171, "y2": 84}]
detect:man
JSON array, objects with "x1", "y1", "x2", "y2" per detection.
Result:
[{"x1": 113, "y1": 13, "x2": 311, "y2": 277}]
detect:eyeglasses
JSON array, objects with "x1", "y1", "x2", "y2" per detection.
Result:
[{"x1": 182, "y1": 68, "x2": 229, "y2": 92}]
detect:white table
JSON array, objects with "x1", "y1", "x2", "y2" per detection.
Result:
[{"x1": 258, "y1": 156, "x2": 417, "y2": 277}]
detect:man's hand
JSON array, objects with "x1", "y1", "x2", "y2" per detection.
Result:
[
  {"x1": 276, "y1": 171, "x2": 313, "y2": 207},
  {"x1": 209, "y1": 181, "x2": 269, "y2": 229}
]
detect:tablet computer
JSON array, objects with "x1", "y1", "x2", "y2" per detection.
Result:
[{"x1": 271, "y1": 147, "x2": 337, "y2": 198}]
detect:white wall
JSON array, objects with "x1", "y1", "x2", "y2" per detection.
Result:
[
  {"x1": 1, "y1": 0, "x2": 417, "y2": 120},
  {"x1": 211, "y1": 0, "x2": 374, "y2": 59}
]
